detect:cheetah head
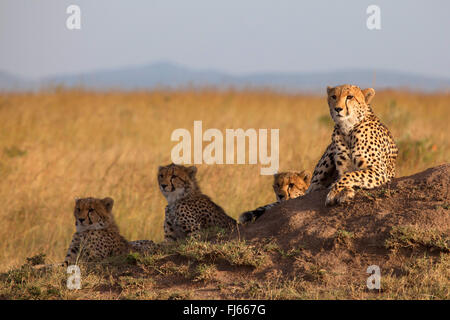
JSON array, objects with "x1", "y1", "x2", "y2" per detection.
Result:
[
  {"x1": 327, "y1": 84, "x2": 375, "y2": 132},
  {"x1": 74, "y1": 197, "x2": 115, "y2": 232},
  {"x1": 158, "y1": 163, "x2": 199, "y2": 203},
  {"x1": 273, "y1": 170, "x2": 311, "y2": 201}
]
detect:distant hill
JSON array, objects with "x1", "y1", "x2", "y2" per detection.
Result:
[
  {"x1": 1, "y1": 62, "x2": 450, "y2": 92},
  {"x1": 0, "y1": 71, "x2": 33, "y2": 91}
]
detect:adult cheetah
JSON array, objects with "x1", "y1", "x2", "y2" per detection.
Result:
[{"x1": 306, "y1": 84, "x2": 398, "y2": 206}]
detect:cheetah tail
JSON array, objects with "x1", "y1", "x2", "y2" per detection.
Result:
[{"x1": 238, "y1": 202, "x2": 279, "y2": 224}]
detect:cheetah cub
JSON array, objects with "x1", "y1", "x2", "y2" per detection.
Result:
[
  {"x1": 306, "y1": 84, "x2": 398, "y2": 206},
  {"x1": 158, "y1": 164, "x2": 237, "y2": 241},
  {"x1": 273, "y1": 170, "x2": 311, "y2": 201},
  {"x1": 239, "y1": 170, "x2": 311, "y2": 224},
  {"x1": 64, "y1": 197, "x2": 156, "y2": 265}
]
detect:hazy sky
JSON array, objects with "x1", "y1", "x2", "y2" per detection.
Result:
[{"x1": 1, "y1": 0, "x2": 449, "y2": 79}]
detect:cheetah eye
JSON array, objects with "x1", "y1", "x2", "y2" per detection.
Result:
[
  {"x1": 347, "y1": 95, "x2": 353, "y2": 100},
  {"x1": 288, "y1": 183, "x2": 295, "y2": 188},
  {"x1": 88, "y1": 208, "x2": 94, "y2": 213},
  {"x1": 159, "y1": 174, "x2": 163, "y2": 178},
  {"x1": 331, "y1": 95, "x2": 337, "y2": 99}
]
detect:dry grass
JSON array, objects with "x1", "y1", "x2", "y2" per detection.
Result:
[
  {"x1": 0, "y1": 88, "x2": 449, "y2": 271},
  {"x1": 1, "y1": 238, "x2": 448, "y2": 300}
]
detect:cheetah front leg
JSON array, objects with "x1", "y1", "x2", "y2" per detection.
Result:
[
  {"x1": 332, "y1": 132, "x2": 353, "y2": 179},
  {"x1": 164, "y1": 219, "x2": 177, "y2": 241},
  {"x1": 163, "y1": 206, "x2": 179, "y2": 242},
  {"x1": 306, "y1": 143, "x2": 337, "y2": 193},
  {"x1": 64, "y1": 233, "x2": 81, "y2": 266},
  {"x1": 325, "y1": 167, "x2": 386, "y2": 206}
]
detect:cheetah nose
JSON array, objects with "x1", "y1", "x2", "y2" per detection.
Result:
[
  {"x1": 278, "y1": 194, "x2": 285, "y2": 200},
  {"x1": 78, "y1": 218, "x2": 85, "y2": 223},
  {"x1": 335, "y1": 107, "x2": 343, "y2": 113},
  {"x1": 161, "y1": 184, "x2": 168, "y2": 189}
]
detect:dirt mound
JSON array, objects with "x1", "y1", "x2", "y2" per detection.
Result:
[
  {"x1": 239, "y1": 164, "x2": 449, "y2": 286},
  {"x1": 243, "y1": 164, "x2": 449, "y2": 247}
]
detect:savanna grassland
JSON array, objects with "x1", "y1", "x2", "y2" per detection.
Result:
[
  {"x1": 0, "y1": 88, "x2": 448, "y2": 273},
  {"x1": 0, "y1": 89, "x2": 448, "y2": 300}
]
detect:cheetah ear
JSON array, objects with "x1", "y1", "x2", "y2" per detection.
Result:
[
  {"x1": 362, "y1": 88, "x2": 375, "y2": 104},
  {"x1": 299, "y1": 170, "x2": 311, "y2": 184},
  {"x1": 187, "y1": 166, "x2": 197, "y2": 177},
  {"x1": 326, "y1": 86, "x2": 334, "y2": 95},
  {"x1": 101, "y1": 197, "x2": 114, "y2": 212}
]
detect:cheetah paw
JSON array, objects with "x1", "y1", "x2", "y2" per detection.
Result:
[{"x1": 325, "y1": 187, "x2": 355, "y2": 206}]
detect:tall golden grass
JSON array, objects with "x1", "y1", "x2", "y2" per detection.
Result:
[{"x1": 0, "y1": 88, "x2": 448, "y2": 271}]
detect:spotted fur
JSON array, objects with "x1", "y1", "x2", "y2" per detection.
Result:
[
  {"x1": 158, "y1": 164, "x2": 237, "y2": 241},
  {"x1": 306, "y1": 84, "x2": 398, "y2": 206},
  {"x1": 239, "y1": 170, "x2": 311, "y2": 224},
  {"x1": 64, "y1": 197, "x2": 156, "y2": 265},
  {"x1": 273, "y1": 171, "x2": 311, "y2": 201}
]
